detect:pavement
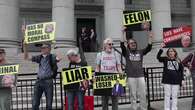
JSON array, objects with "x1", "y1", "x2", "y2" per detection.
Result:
[{"x1": 94, "y1": 98, "x2": 192, "y2": 110}]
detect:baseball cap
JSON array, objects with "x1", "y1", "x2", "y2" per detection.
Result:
[{"x1": 66, "y1": 49, "x2": 79, "y2": 56}]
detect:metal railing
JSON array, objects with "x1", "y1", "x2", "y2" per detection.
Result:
[
  {"x1": 75, "y1": 0, "x2": 103, "y2": 5},
  {"x1": 145, "y1": 67, "x2": 193, "y2": 109},
  {"x1": 11, "y1": 67, "x2": 194, "y2": 109},
  {"x1": 12, "y1": 73, "x2": 64, "y2": 110}
]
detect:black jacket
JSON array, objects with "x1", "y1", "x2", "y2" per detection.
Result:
[{"x1": 157, "y1": 49, "x2": 184, "y2": 85}]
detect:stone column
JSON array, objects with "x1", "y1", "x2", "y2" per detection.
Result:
[
  {"x1": 191, "y1": 0, "x2": 195, "y2": 46},
  {"x1": 151, "y1": 0, "x2": 172, "y2": 46},
  {"x1": 52, "y1": 0, "x2": 76, "y2": 48},
  {"x1": 104, "y1": 0, "x2": 125, "y2": 45},
  {"x1": 0, "y1": 0, "x2": 19, "y2": 52}
]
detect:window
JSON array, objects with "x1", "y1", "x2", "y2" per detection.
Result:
[
  {"x1": 186, "y1": 0, "x2": 191, "y2": 8},
  {"x1": 125, "y1": 0, "x2": 132, "y2": 5}
]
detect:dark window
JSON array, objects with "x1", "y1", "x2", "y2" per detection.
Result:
[
  {"x1": 186, "y1": 0, "x2": 191, "y2": 8},
  {"x1": 125, "y1": 0, "x2": 132, "y2": 5}
]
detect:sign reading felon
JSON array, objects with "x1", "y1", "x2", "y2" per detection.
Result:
[
  {"x1": 123, "y1": 10, "x2": 151, "y2": 26},
  {"x1": 24, "y1": 22, "x2": 56, "y2": 44}
]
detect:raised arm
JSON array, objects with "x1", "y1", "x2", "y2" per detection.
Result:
[
  {"x1": 143, "y1": 31, "x2": 153, "y2": 55},
  {"x1": 120, "y1": 27, "x2": 127, "y2": 57},
  {"x1": 156, "y1": 49, "x2": 166, "y2": 62},
  {"x1": 23, "y1": 42, "x2": 32, "y2": 61}
]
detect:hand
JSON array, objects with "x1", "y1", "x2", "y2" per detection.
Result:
[
  {"x1": 161, "y1": 43, "x2": 166, "y2": 48},
  {"x1": 122, "y1": 26, "x2": 127, "y2": 33}
]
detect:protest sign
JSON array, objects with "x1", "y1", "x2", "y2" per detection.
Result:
[
  {"x1": 62, "y1": 66, "x2": 93, "y2": 85},
  {"x1": 0, "y1": 64, "x2": 19, "y2": 75},
  {"x1": 163, "y1": 26, "x2": 192, "y2": 48},
  {"x1": 123, "y1": 10, "x2": 151, "y2": 26},
  {"x1": 93, "y1": 74, "x2": 126, "y2": 89},
  {"x1": 93, "y1": 72, "x2": 126, "y2": 96},
  {"x1": 24, "y1": 22, "x2": 56, "y2": 44}
]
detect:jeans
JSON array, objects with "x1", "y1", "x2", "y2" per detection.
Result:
[
  {"x1": 128, "y1": 77, "x2": 147, "y2": 110},
  {"x1": 32, "y1": 79, "x2": 53, "y2": 110},
  {"x1": 102, "y1": 96, "x2": 118, "y2": 110},
  {"x1": 66, "y1": 90, "x2": 85, "y2": 110},
  {"x1": 164, "y1": 84, "x2": 179, "y2": 110},
  {"x1": 0, "y1": 88, "x2": 11, "y2": 110}
]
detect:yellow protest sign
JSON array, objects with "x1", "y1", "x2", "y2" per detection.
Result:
[
  {"x1": 62, "y1": 66, "x2": 93, "y2": 85},
  {"x1": 123, "y1": 10, "x2": 151, "y2": 26},
  {"x1": 0, "y1": 64, "x2": 19, "y2": 75},
  {"x1": 93, "y1": 74, "x2": 126, "y2": 89},
  {"x1": 24, "y1": 22, "x2": 56, "y2": 44}
]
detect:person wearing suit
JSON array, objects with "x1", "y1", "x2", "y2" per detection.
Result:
[{"x1": 112, "y1": 80, "x2": 124, "y2": 96}]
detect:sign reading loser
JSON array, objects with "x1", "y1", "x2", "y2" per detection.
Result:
[{"x1": 93, "y1": 73, "x2": 126, "y2": 89}]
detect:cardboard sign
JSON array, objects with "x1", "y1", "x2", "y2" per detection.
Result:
[
  {"x1": 62, "y1": 66, "x2": 93, "y2": 85},
  {"x1": 24, "y1": 22, "x2": 56, "y2": 44},
  {"x1": 93, "y1": 73, "x2": 126, "y2": 89},
  {"x1": 123, "y1": 10, "x2": 151, "y2": 26},
  {"x1": 0, "y1": 64, "x2": 19, "y2": 75},
  {"x1": 163, "y1": 26, "x2": 192, "y2": 48}
]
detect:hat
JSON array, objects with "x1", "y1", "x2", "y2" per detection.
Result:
[
  {"x1": 0, "y1": 49, "x2": 5, "y2": 53},
  {"x1": 66, "y1": 49, "x2": 79, "y2": 56},
  {"x1": 40, "y1": 43, "x2": 51, "y2": 48}
]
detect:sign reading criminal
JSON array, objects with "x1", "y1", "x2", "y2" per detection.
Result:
[
  {"x1": 62, "y1": 66, "x2": 93, "y2": 85},
  {"x1": 123, "y1": 10, "x2": 151, "y2": 26},
  {"x1": 0, "y1": 64, "x2": 19, "y2": 75},
  {"x1": 24, "y1": 22, "x2": 56, "y2": 44}
]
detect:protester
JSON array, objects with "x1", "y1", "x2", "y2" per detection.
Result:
[
  {"x1": 89, "y1": 28, "x2": 97, "y2": 51},
  {"x1": 80, "y1": 27, "x2": 91, "y2": 52},
  {"x1": 64, "y1": 49, "x2": 88, "y2": 110},
  {"x1": 23, "y1": 42, "x2": 61, "y2": 110},
  {"x1": 120, "y1": 27, "x2": 153, "y2": 110},
  {"x1": 0, "y1": 49, "x2": 16, "y2": 110},
  {"x1": 95, "y1": 38, "x2": 122, "y2": 110},
  {"x1": 157, "y1": 47, "x2": 184, "y2": 110},
  {"x1": 182, "y1": 51, "x2": 195, "y2": 110}
]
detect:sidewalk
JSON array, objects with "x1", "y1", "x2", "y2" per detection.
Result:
[{"x1": 95, "y1": 98, "x2": 192, "y2": 110}]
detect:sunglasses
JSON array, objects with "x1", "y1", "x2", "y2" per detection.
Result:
[{"x1": 107, "y1": 43, "x2": 113, "y2": 46}]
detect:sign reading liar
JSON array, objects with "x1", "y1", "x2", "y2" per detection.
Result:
[
  {"x1": 123, "y1": 10, "x2": 151, "y2": 26},
  {"x1": 24, "y1": 22, "x2": 56, "y2": 44},
  {"x1": 0, "y1": 64, "x2": 19, "y2": 75},
  {"x1": 62, "y1": 66, "x2": 93, "y2": 85},
  {"x1": 93, "y1": 74, "x2": 126, "y2": 89}
]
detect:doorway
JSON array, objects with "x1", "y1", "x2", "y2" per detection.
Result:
[{"x1": 76, "y1": 18, "x2": 97, "y2": 52}]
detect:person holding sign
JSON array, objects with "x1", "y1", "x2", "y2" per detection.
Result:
[
  {"x1": 23, "y1": 42, "x2": 61, "y2": 110},
  {"x1": 64, "y1": 49, "x2": 88, "y2": 110},
  {"x1": 157, "y1": 47, "x2": 184, "y2": 110},
  {"x1": 182, "y1": 52, "x2": 195, "y2": 110},
  {"x1": 95, "y1": 38, "x2": 122, "y2": 110},
  {"x1": 0, "y1": 49, "x2": 17, "y2": 110},
  {"x1": 120, "y1": 27, "x2": 153, "y2": 110}
]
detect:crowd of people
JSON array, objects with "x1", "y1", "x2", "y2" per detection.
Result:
[{"x1": 0, "y1": 28, "x2": 195, "y2": 110}]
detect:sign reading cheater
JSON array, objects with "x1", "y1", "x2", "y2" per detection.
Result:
[
  {"x1": 163, "y1": 26, "x2": 192, "y2": 48},
  {"x1": 24, "y1": 22, "x2": 56, "y2": 44}
]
